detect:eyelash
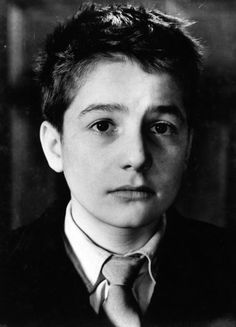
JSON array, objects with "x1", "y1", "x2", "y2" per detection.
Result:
[
  {"x1": 89, "y1": 120, "x2": 116, "y2": 134},
  {"x1": 149, "y1": 121, "x2": 178, "y2": 136},
  {"x1": 89, "y1": 120, "x2": 178, "y2": 136}
]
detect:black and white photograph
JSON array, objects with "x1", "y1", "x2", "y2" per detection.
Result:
[{"x1": 0, "y1": 1, "x2": 235, "y2": 326}]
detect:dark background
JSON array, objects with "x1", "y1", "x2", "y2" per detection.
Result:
[{"x1": 0, "y1": 0, "x2": 235, "y2": 236}]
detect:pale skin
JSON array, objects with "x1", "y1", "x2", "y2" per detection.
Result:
[{"x1": 40, "y1": 59, "x2": 192, "y2": 254}]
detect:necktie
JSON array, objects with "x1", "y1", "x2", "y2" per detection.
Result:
[{"x1": 101, "y1": 255, "x2": 145, "y2": 327}]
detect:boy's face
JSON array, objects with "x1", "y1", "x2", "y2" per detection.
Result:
[{"x1": 46, "y1": 60, "x2": 191, "y2": 229}]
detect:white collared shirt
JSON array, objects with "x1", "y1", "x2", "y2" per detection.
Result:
[{"x1": 64, "y1": 201, "x2": 166, "y2": 314}]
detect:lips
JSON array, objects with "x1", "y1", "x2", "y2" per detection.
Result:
[{"x1": 108, "y1": 185, "x2": 155, "y2": 201}]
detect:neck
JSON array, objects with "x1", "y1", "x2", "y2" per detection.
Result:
[{"x1": 70, "y1": 199, "x2": 161, "y2": 254}]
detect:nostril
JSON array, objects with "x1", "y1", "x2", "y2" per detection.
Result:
[
  {"x1": 120, "y1": 132, "x2": 152, "y2": 172},
  {"x1": 140, "y1": 156, "x2": 153, "y2": 172},
  {"x1": 123, "y1": 152, "x2": 152, "y2": 172}
]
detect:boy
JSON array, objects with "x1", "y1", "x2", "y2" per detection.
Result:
[{"x1": 1, "y1": 4, "x2": 235, "y2": 327}]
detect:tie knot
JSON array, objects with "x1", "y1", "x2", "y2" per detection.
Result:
[{"x1": 102, "y1": 255, "x2": 145, "y2": 286}]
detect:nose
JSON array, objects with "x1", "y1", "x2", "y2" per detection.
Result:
[{"x1": 120, "y1": 130, "x2": 152, "y2": 173}]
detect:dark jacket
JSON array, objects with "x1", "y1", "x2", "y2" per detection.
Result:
[{"x1": 0, "y1": 203, "x2": 235, "y2": 327}]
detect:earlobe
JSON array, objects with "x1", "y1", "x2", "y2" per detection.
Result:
[{"x1": 40, "y1": 121, "x2": 63, "y2": 173}]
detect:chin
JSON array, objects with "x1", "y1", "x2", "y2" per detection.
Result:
[{"x1": 108, "y1": 208, "x2": 161, "y2": 229}]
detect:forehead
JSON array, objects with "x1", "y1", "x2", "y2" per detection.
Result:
[{"x1": 67, "y1": 59, "x2": 185, "y2": 118}]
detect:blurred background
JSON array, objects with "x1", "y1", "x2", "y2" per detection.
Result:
[{"x1": 0, "y1": 0, "x2": 235, "y2": 237}]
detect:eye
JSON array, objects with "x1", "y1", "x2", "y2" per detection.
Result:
[
  {"x1": 150, "y1": 121, "x2": 177, "y2": 135},
  {"x1": 90, "y1": 120, "x2": 115, "y2": 134}
]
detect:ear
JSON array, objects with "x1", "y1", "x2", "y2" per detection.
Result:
[{"x1": 40, "y1": 121, "x2": 63, "y2": 173}]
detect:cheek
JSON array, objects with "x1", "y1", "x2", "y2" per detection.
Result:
[
  {"x1": 153, "y1": 149, "x2": 186, "y2": 206},
  {"x1": 153, "y1": 145, "x2": 187, "y2": 181},
  {"x1": 169, "y1": 147, "x2": 186, "y2": 170},
  {"x1": 62, "y1": 142, "x2": 87, "y2": 181},
  {"x1": 62, "y1": 141, "x2": 109, "y2": 185}
]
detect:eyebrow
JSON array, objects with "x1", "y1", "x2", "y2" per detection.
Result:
[
  {"x1": 79, "y1": 103, "x2": 128, "y2": 117},
  {"x1": 78, "y1": 103, "x2": 186, "y2": 122},
  {"x1": 147, "y1": 105, "x2": 186, "y2": 123}
]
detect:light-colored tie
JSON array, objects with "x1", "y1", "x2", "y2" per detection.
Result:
[{"x1": 101, "y1": 255, "x2": 145, "y2": 327}]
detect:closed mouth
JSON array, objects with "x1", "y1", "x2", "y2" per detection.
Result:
[{"x1": 108, "y1": 186, "x2": 155, "y2": 201}]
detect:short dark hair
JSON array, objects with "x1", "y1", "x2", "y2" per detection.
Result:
[{"x1": 36, "y1": 4, "x2": 203, "y2": 132}]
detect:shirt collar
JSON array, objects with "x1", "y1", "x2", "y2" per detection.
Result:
[
  {"x1": 125, "y1": 218, "x2": 166, "y2": 282},
  {"x1": 64, "y1": 201, "x2": 166, "y2": 292},
  {"x1": 64, "y1": 202, "x2": 110, "y2": 291}
]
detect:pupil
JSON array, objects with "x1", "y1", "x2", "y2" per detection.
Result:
[
  {"x1": 97, "y1": 122, "x2": 109, "y2": 131},
  {"x1": 155, "y1": 123, "x2": 167, "y2": 134}
]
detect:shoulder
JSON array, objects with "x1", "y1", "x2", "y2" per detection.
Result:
[
  {"x1": 163, "y1": 208, "x2": 231, "y2": 289},
  {"x1": 0, "y1": 203, "x2": 78, "y2": 323},
  {"x1": 8, "y1": 202, "x2": 66, "y2": 259},
  {"x1": 154, "y1": 208, "x2": 236, "y2": 321},
  {"x1": 4, "y1": 203, "x2": 69, "y2": 290},
  {"x1": 0, "y1": 203, "x2": 96, "y2": 325},
  {"x1": 1, "y1": 204, "x2": 66, "y2": 300},
  {"x1": 165, "y1": 208, "x2": 227, "y2": 251}
]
